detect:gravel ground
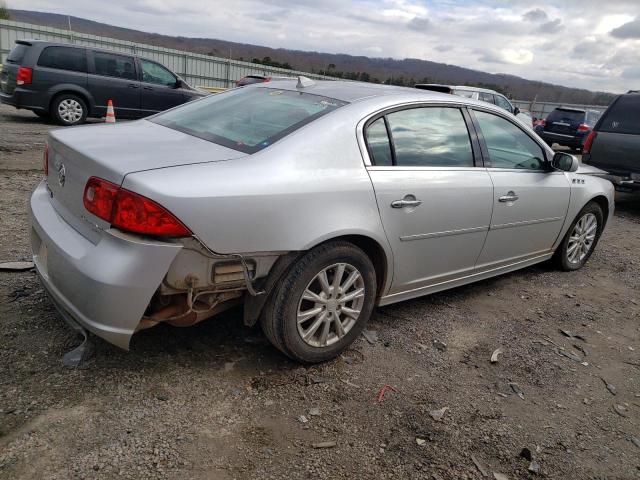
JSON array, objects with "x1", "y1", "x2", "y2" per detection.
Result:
[{"x1": 0, "y1": 103, "x2": 639, "y2": 480}]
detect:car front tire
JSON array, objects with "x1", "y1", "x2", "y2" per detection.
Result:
[
  {"x1": 555, "y1": 202, "x2": 604, "y2": 271},
  {"x1": 260, "y1": 241, "x2": 376, "y2": 363},
  {"x1": 51, "y1": 94, "x2": 88, "y2": 126}
]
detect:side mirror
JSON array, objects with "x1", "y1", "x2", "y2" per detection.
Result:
[
  {"x1": 173, "y1": 79, "x2": 184, "y2": 89},
  {"x1": 552, "y1": 152, "x2": 579, "y2": 172},
  {"x1": 513, "y1": 106, "x2": 520, "y2": 115}
]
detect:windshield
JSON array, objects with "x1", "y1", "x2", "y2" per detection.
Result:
[{"x1": 151, "y1": 87, "x2": 347, "y2": 153}]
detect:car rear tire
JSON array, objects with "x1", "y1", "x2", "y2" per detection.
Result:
[
  {"x1": 51, "y1": 94, "x2": 88, "y2": 126},
  {"x1": 554, "y1": 202, "x2": 603, "y2": 271},
  {"x1": 260, "y1": 241, "x2": 376, "y2": 363}
]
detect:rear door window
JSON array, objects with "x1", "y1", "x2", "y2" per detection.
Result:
[
  {"x1": 384, "y1": 107, "x2": 475, "y2": 167},
  {"x1": 365, "y1": 118, "x2": 393, "y2": 166},
  {"x1": 6, "y1": 44, "x2": 29, "y2": 64},
  {"x1": 453, "y1": 89, "x2": 475, "y2": 99},
  {"x1": 38, "y1": 46, "x2": 87, "y2": 72},
  {"x1": 152, "y1": 87, "x2": 347, "y2": 153},
  {"x1": 479, "y1": 92, "x2": 495, "y2": 104},
  {"x1": 93, "y1": 51, "x2": 136, "y2": 80},
  {"x1": 598, "y1": 95, "x2": 640, "y2": 135}
]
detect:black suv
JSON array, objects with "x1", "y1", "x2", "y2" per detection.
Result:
[
  {"x1": 583, "y1": 91, "x2": 640, "y2": 193},
  {"x1": 534, "y1": 107, "x2": 602, "y2": 151},
  {"x1": 0, "y1": 40, "x2": 206, "y2": 125}
]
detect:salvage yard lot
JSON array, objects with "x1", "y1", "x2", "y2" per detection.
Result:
[{"x1": 0, "y1": 103, "x2": 639, "y2": 479}]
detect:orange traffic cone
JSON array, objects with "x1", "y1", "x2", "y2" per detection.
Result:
[{"x1": 105, "y1": 99, "x2": 116, "y2": 123}]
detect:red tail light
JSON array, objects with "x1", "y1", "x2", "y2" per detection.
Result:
[
  {"x1": 582, "y1": 131, "x2": 597, "y2": 154},
  {"x1": 83, "y1": 177, "x2": 192, "y2": 238},
  {"x1": 577, "y1": 123, "x2": 590, "y2": 132},
  {"x1": 264, "y1": 76, "x2": 272, "y2": 82},
  {"x1": 16, "y1": 66, "x2": 33, "y2": 85},
  {"x1": 43, "y1": 144, "x2": 49, "y2": 176}
]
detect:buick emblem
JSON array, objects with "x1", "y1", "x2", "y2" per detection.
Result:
[{"x1": 57, "y1": 163, "x2": 66, "y2": 187}]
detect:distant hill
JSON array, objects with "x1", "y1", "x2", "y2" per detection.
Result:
[{"x1": 8, "y1": 9, "x2": 615, "y2": 105}]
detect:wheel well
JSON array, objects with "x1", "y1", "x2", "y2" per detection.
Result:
[
  {"x1": 590, "y1": 195, "x2": 610, "y2": 227},
  {"x1": 49, "y1": 91, "x2": 90, "y2": 115},
  {"x1": 334, "y1": 235, "x2": 388, "y2": 299}
]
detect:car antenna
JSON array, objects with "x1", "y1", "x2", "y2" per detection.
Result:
[{"x1": 296, "y1": 76, "x2": 315, "y2": 88}]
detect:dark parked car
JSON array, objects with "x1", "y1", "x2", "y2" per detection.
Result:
[
  {"x1": 0, "y1": 40, "x2": 206, "y2": 125},
  {"x1": 535, "y1": 107, "x2": 601, "y2": 151},
  {"x1": 583, "y1": 91, "x2": 640, "y2": 192}
]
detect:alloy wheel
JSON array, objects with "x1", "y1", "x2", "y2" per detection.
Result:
[
  {"x1": 566, "y1": 213, "x2": 597, "y2": 264},
  {"x1": 58, "y1": 99, "x2": 83, "y2": 124},
  {"x1": 296, "y1": 263, "x2": 365, "y2": 348}
]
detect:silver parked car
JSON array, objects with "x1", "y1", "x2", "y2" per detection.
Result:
[
  {"x1": 414, "y1": 84, "x2": 534, "y2": 127},
  {"x1": 31, "y1": 78, "x2": 614, "y2": 363}
]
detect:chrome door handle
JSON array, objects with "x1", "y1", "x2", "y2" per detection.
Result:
[
  {"x1": 499, "y1": 191, "x2": 519, "y2": 202},
  {"x1": 391, "y1": 199, "x2": 422, "y2": 208}
]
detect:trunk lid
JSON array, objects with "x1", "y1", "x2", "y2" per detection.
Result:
[{"x1": 46, "y1": 119, "x2": 247, "y2": 231}]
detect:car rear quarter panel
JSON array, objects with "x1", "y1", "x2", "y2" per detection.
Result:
[{"x1": 121, "y1": 104, "x2": 394, "y2": 283}]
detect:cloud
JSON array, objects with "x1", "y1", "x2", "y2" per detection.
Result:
[
  {"x1": 13, "y1": 0, "x2": 640, "y2": 93},
  {"x1": 537, "y1": 18, "x2": 563, "y2": 33},
  {"x1": 523, "y1": 9, "x2": 548, "y2": 22},
  {"x1": 610, "y1": 18, "x2": 640, "y2": 38},
  {"x1": 622, "y1": 66, "x2": 640, "y2": 80},
  {"x1": 478, "y1": 48, "x2": 534, "y2": 65},
  {"x1": 407, "y1": 16, "x2": 431, "y2": 31}
]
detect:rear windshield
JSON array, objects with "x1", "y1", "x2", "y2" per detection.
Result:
[
  {"x1": 585, "y1": 110, "x2": 602, "y2": 126},
  {"x1": 598, "y1": 95, "x2": 640, "y2": 135},
  {"x1": 6, "y1": 44, "x2": 29, "y2": 64},
  {"x1": 547, "y1": 109, "x2": 584, "y2": 123},
  {"x1": 151, "y1": 87, "x2": 347, "y2": 153}
]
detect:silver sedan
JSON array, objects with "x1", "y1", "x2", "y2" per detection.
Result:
[{"x1": 30, "y1": 78, "x2": 614, "y2": 363}]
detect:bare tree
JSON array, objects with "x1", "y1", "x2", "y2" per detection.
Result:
[{"x1": 0, "y1": 1, "x2": 9, "y2": 20}]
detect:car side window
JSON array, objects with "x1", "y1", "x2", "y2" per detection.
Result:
[
  {"x1": 478, "y1": 92, "x2": 495, "y2": 104},
  {"x1": 474, "y1": 110, "x2": 545, "y2": 170},
  {"x1": 494, "y1": 95, "x2": 513, "y2": 113},
  {"x1": 385, "y1": 107, "x2": 474, "y2": 167},
  {"x1": 93, "y1": 52, "x2": 136, "y2": 80},
  {"x1": 141, "y1": 59, "x2": 177, "y2": 87},
  {"x1": 37, "y1": 47, "x2": 87, "y2": 73},
  {"x1": 365, "y1": 118, "x2": 393, "y2": 166}
]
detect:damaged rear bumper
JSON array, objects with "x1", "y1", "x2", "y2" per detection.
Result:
[{"x1": 29, "y1": 180, "x2": 182, "y2": 349}]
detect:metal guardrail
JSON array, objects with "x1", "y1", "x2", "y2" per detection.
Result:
[
  {"x1": 0, "y1": 19, "x2": 334, "y2": 88},
  {"x1": 512, "y1": 99, "x2": 609, "y2": 121}
]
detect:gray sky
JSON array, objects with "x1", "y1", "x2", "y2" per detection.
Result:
[{"x1": 11, "y1": 0, "x2": 640, "y2": 93}]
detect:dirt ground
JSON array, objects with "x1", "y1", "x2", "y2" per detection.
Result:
[{"x1": 0, "y1": 103, "x2": 639, "y2": 480}]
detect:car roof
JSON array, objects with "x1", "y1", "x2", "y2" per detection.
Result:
[
  {"x1": 16, "y1": 39, "x2": 155, "y2": 61},
  {"x1": 248, "y1": 78, "x2": 446, "y2": 103}
]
